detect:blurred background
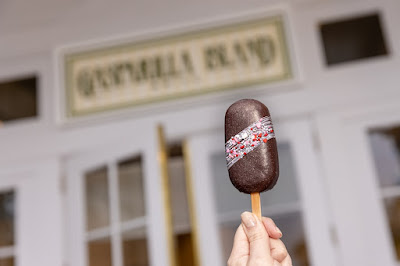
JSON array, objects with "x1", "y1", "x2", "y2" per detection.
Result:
[{"x1": 1, "y1": 0, "x2": 400, "y2": 265}]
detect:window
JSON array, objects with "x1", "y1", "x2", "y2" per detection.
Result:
[
  {"x1": 211, "y1": 143, "x2": 310, "y2": 265},
  {"x1": 320, "y1": 13, "x2": 388, "y2": 66},
  {"x1": 369, "y1": 127, "x2": 400, "y2": 260},
  {"x1": 0, "y1": 76, "x2": 38, "y2": 124},
  {"x1": 0, "y1": 191, "x2": 16, "y2": 266},
  {"x1": 84, "y1": 157, "x2": 148, "y2": 266}
]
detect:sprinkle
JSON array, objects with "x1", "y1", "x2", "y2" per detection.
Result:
[{"x1": 225, "y1": 115, "x2": 275, "y2": 169}]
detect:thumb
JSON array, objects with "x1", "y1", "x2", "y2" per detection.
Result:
[{"x1": 241, "y1": 212, "x2": 274, "y2": 264}]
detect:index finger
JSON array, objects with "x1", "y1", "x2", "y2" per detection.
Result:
[{"x1": 241, "y1": 212, "x2": 274, "y2": 264}]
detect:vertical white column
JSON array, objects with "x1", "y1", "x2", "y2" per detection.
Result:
[
  {"x1": 142, "y1": 126, "x2": 169, "y2": 266},
  {"x1": 187, "y1": 134, "x2": 224, "y2": 266},
  {"x1": 287, "y1": 119, "x2": 337, "y2": 266},
  {"x1": 108, "y1": 162, "x2": 123, "y2": 266},
  {"x1": 19, "y1": 159, "x2": 63, "y2": 266},
  {"x1": 67, "y1": 166, "x2": 86, "y2": 266}
]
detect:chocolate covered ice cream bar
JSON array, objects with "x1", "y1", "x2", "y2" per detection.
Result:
[{"x1": 225, "y1": 99, "x2": 279, "y2": 216}]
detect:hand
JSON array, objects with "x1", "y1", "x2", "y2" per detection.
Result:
[{"x1": 228, "y1": 212, "x2": 292, "y2": 266}]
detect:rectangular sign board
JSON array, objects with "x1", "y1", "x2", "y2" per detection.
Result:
[{"x1": 64, "y1": 16, "x2": 291, "y2": 117}]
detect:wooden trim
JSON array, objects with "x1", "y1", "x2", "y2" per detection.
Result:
[
  {"x1": 182, "y1": 140, "x2": 201, "y2": 266},
  {"x1": 157, "y1": 125, "x2": 177, "y2": 266}
]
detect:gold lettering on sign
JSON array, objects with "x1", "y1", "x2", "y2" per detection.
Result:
[
  {"x1": 64, "y1": 16, "x2": 291, "y2": 117},
  {"x1": 203, "y1": 36, "x2": 275, "y2": 70},
  {"x1": 76, "y1": 51, "x2": 195, "y2": 98}
]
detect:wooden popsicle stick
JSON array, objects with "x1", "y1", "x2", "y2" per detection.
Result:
[{"x1": 251, "y1": 192, "x2": 262, "y2": 219}]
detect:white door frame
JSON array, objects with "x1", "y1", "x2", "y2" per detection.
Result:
[
  {"x1": 0, "y1": 159, "x2": 62, "y2": 266},
  {"x1": 64, "y1": 126, "x2": 170, "y2": 266},
  {"x1": 186, "y1": 117, "x2": 337, "y2": 266},
  {"x1": 316, "y1": 100, "x2": 400, "y2": 266}
]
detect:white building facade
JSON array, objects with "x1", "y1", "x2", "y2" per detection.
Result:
[{"x1": 1, "y1": 0, "x2": 400, "y2": 265}]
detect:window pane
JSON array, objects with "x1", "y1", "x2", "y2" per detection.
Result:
[
  {"x1": 85, "y1": 167, "x2": 110, "y2": 230},
  {"x1": 0, "y1": 191, "x2": 15, "y2": 247},
  {"x1": 0, "y1": 76, "x2": 37, "y2": 123},
  {"x1": 176, "y1": 233, "x2": 195, "y2": 266},
  {"x1": 88, "y1": 237, "x2": 112, "y2": 266},
  {"x1": 0, "y1": 257, "x2": 14, "y2": 266},
  {"x1": 122, "y1": 228, "x2": 148, "y2": 266},
  {"x1": 369, "y1": 127, "x2": 400, "y2": 260},
  {"x1": 320, "y1": 13, "x2": 388, "y2": 66},
  {"x1": 369, "y1": 128, "x2": 400, "y2": 187},
  {"x1": 118, "y1": 157, "x2": 145, "y2": 222},
  {"x1": 384, "y1": 197, "x2": 400, "y2": 260}
]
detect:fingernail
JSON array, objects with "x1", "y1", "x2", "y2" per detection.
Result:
[
  {"x1": 275, "y1": 226, "x2": 282, "y2": 236},
  {"x1": 241, "y1": 212, "x2": 256, "y2": 228}
]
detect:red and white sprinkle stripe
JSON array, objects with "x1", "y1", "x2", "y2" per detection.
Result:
[{"x1": 225, "y1": 116, "x2": 275, "y2": 169}]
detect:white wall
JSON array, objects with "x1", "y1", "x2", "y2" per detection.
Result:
[{"x1": 1, "y1": 0, "x2": 400, "y2": 265}]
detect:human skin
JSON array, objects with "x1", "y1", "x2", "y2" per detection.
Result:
[{"x1": 228, "y1": 212, "x2": 292, "y2": 266}]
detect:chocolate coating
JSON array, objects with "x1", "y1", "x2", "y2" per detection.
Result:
[{"x1": 225, "y1": 99, "x2": 279, "y2": 194}]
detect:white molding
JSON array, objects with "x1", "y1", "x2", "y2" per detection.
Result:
[
  {"x1": 316, "y1": 108, "x2": 398, "y2": 266},
  {"x1": 0, "y1": 246, "x2": 15, "y2": 259}
]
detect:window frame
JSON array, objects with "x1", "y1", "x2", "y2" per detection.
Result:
[
  {"x1": 0, "y1": 159, "x2": 63, "y2": 266},
  {"x1": 315, "y1": 101, "x2": 400, "y2": 266},
  {"x1": 65, "y1": 128, "x2": 170, "y2": 266},
  {"x1": 185, "y1": 117, "x2": 336, "y2": 266},
  {"x1": 0, "y1": 186, "x2": 17, "y2": 264}
]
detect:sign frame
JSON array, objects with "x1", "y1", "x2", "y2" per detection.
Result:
[{"x1": 59, "y1": 14, "x2": 293, "y2": 121}]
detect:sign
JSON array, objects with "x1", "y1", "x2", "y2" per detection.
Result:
[{"x1": 64, "y1": 16, "x2": 291, "y2": 117}]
